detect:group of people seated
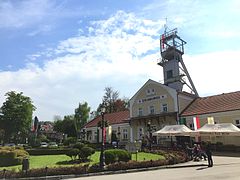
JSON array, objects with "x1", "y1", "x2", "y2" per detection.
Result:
[
  {"x1": 190, "y1": 144, "x2": 208, "y2": 161},
  {"x1": 171, "y1": 141, "x2": 213, "y2": 167}
]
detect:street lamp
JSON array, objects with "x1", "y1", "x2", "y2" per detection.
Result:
[
  {"x1": 147, "y1": 120, "x2": 152, "y2": 150},
  {"x1": 99, "y1": 105, "x2": 106, "y2": 169}
]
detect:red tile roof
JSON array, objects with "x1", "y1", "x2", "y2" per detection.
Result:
[
  {"x1": 181, "y1": 91, "x2": 240, "y2": 116},
  {"x1": 84, "y1": 110, "x2": 130, "y2": 128}
]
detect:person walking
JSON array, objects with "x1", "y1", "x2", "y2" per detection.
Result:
[{"x1": 205, "y1": 143, "x2": 213, "y2": 167}]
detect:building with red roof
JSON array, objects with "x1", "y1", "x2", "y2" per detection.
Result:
[
  {"x1": 83, "y1": 110, "x2": 130, "y2": 144},
  {"x1": 180, "y1": 91, "x2": 240, "y2": 146}
]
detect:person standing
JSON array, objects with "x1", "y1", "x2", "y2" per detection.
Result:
[{"x1": 205, "y1": 143, "x2": 213, "y2": 167}]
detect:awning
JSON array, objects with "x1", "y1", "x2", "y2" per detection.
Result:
[{"x1": 153, "y1": 124, "x2": 193, "y2": 136}]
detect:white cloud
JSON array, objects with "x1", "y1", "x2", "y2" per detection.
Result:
[
  {"x1": 0, "y1": 11, "x2": 163, "y2": 120},
  {"x1": 1, "y1": 10, "x2": 240, "y2": 121},
  {"x1": 0, "y1": 0, "x2": 56, "y2": 28}
]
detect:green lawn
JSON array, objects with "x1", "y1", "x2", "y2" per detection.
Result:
[{"x1": 0, "y1": 151, "x2": 164, "y2": 171}]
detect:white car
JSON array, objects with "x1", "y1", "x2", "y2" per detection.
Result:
[
  {"x1": 40, "y1": 142, "x2": 48, "y2": 148},
  {"x1": 48, "y1": 142, "x2": 58, "y2": 148}
]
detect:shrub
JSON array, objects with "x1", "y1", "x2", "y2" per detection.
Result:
[
  {"x1": 63, "y1": 137, "x2": 77, "y2": 146},
  {"x1": 0, "y1": 165, "x2": 88, "y2": 179},
  {"x1": 105, "y1": 149, "x2": 131, "y2": 165},
  {"x1": 73, "y1": 142, "x2": 85, "y2": 150},
  {"x1": 88, "y1": 163, "x2": 102, "y2": 173},
  {"x1": 106, "y1": 159, "x2": 167, "y2": 171},
  {"x1": 79, "y1": 146, "x2": 95, "y2": 162},
  {"x1": 66, "y1": 148, "x2": 79, "y2": 160},
  {"x1": 0, "y1": 148, "x2": 29, "y2": 167}
]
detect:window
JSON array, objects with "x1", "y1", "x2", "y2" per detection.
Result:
[
  {"x1": 123, "y1": 129, "x2": 128, "y2": 140},
  {"x1": 167, "y1": 70, "x2": 173, "y2": 79},
  {"x1": 235, "y1": 120, "x2": 240, "y2": 128},
  {"x1": 149, "y1": 106, "x2": 155, "y2": 114},
  {"x1": 161, "y1": 104, "x2": 168, "y2": 112},
  {"x1": 146, "y1": 88, "x2": 155, "y2": 96},
  {"x1": 138, "y1": 127, "x2": 144, "y2": 139},
  {"x1": 146, "y1": 89, "x2": 151, "y2": 95},
  {"x1": 151, "y1": 88, "x2": 155, "y2": 95},
  {"x1": 138, "y1": 108, "x2": 143, "y2": 116}
]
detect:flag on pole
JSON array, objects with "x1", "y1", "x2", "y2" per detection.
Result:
[
  {"x1": 103, "y1": 127, "x2": 106, "y2": 144},
  {"x1": 207, "y1": 117, "x2": 215, "y2": 124},
  {"x1": 193, "y1": 116, "x2": 200, "y2": 130},
  {"x1": 179, "y1": 118, "x2": 186, "y2": 125}
]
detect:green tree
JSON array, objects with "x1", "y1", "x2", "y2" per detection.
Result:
[
  {"x1": 53, "y1": 115, "x2": 77, "y2": 137},
  {"x1": 74, "y1": 102, "x2": 90, "y2": 138},
  {"x1": 0, "y1": 91, "x2": 36, "y2": 143}
]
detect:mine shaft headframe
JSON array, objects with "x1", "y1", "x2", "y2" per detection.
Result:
[{"x1": 160, "y1": 28, "x2": 187, "y2": 57}]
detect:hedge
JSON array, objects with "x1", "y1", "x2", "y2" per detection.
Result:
[
  {"x1": 26, "y1": 148, "x2": 70, "y2": 155},
  {"x1": 0, "y1": 147, "x2": 29, "y2": 167},
  {"x1": 105, "y1": 149, "x2": 131, "y2": 165},
  {"x1": 0, "y1": 150, "x2": 189, "y2": 178}
]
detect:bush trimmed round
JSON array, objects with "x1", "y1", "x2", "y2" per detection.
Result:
[{"x1": 105, "y1": 149, "x2": 131, "y2": 165}]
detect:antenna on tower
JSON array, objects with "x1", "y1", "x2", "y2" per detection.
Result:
[{"x1": 164, "y1": 17, "x2": 168, "y2": 34}]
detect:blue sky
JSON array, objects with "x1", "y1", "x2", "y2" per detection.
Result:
[{"x1": 1, "y1": 0, "x2": 240, "y2": 121}]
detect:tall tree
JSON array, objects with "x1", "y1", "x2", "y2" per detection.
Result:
[
  {"x1": 96, "y1": 87, "x2": 129, "y2": 114},
  {"x1": 0, "y1": 91, "x2": 36, "y2": 143},
  {"x1": 103, "y1": 87, "x2": 119, "y2": 113},
  {"x1": 74, "y1": 102, "x2": 90, "y2": 137}
]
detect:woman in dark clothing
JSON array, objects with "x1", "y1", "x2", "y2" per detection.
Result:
[{"x1": 205, "y1": 143, "x2": 213, "y2": 167}]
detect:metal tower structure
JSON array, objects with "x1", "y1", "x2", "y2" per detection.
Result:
[{"x1": 158, "y1": 28, "x2": 199, "y2": 96}]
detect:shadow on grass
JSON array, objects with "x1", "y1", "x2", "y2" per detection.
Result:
[{"x1": 56, "y1": 160, "x2": 91, "y2": 165}]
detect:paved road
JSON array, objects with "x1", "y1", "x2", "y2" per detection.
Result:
[{"x1": 68, "y1": 155, "x2": 240, "y2": 180}]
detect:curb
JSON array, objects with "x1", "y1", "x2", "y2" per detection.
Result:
[{"x1": 18, "y1": 162, "x2": 207, "y2": 180}]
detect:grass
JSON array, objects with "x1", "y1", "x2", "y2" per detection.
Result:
[{"x1": 0, "y1": 151, "x2": 164, "y2": 172}]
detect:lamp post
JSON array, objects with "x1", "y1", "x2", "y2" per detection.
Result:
[
  {"x1": 99, "y1": 106, "x2": 106, "y2": 169},
  {"x1": 147, "y1": 120, "x2": 152, "y2": 151}
]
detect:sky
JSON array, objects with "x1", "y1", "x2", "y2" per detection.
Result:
[{"x1": 1, "y1": 0, "x2": 240, "y2": 121}]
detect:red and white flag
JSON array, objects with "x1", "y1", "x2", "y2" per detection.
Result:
[{"x1": 193, "y1": 116, "x2": 200, "y2": 130}]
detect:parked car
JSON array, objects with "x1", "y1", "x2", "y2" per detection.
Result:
[
  {"x1": 40, "y1": 142, "x2": 48, "y2": 148},
  {"x1": 48, "y1": 142, "x2": 58, "y2": 148},
  {"x1": 4, "y1": 143, "x2": 16, "y2": 147}
]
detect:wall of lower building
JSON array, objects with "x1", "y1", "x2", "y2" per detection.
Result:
[
  {"x1": 182, "y1": 110, "x2": 240, "y2": 145},
  {"x1": 183, "y1": 110, "x2": 240, "y2": 128},
  {"x1": 84, "y1": 123, "x2": 130, "y2": 144}
]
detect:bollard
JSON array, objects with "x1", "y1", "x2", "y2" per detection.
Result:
[
  {"x1": 45, "y1": 166, "x2": 48, "y2": 177},
  {"x1": 3, "y1": 169, "x2": 6, "y2": 179},
  {"x1": 22, "y1": 158, "x2": 29, "y2": 175}
]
